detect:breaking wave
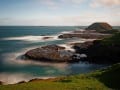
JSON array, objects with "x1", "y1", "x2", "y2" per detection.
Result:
[{"x1": 0, "y1": 35, "x2": 61, "y2": 42}]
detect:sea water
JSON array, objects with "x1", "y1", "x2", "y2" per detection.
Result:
[{"x1": 0, "y1": 26, "x2": 107, "y2": 84}]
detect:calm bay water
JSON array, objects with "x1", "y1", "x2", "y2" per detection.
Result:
[{"x1": 0, "y1": 26, "x2": 107, "y2": 84}]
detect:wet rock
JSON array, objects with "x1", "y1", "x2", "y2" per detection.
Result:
[
  {"x1": 59, "y1": 33, "x2": 110, "y2": 39},
  {"x1": 42, "y1": 37, "x2": 52, "y2": 40},
  {"x1": 73, "y1": 41, "x2": 94, "y2": 54},
  {"x1": 25, "y1": 45, "x2": 82, "y2": 62},
  {"x1": 58, "y1": 29, "x2": 111, "y2": 39},
  {"x1": 41, "y1": 45, "x2": 65, "y2": 50}
]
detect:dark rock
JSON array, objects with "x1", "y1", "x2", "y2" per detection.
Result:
[
  {"x1": 58, "y1": 33, "x2": 110, "y2": 39},
  {"x1": 42, "y1": 37, "x2": 52, "y2": 40},
  {"x1": 73, "y1": 41, "x2": 94, "y2": 54},
  {"x1": 25, "y1": 45, "x2": 82, "y2": 62},
  {"x1": 41, "y1": 45, "x2": 65, "y2": 50},
  {"x1": 72, "y1": 30, "x2": 97, "y2": 33},
  {"x1": 73, "y1": 40, "x2": 120, "y2": 64},
  {"x1": 73, "y1": 41, "x2": 93, "y2": 49},
  {"x1": 58, "y1": 28, "x2": 111, "y2": 39},
  {"x1": 86, "y1": 22, "x2": 112, "y2": 31}
]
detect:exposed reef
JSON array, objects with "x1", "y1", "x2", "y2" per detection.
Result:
[{"x1": 25, "y1": 45, "x2": 86, "y2": 63}]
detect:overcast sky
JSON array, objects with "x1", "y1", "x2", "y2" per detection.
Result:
[{"x1": 0, "y1": 0, "x2": 120, "y2": 26}]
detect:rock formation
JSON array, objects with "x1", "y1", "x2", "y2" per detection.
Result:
[
  {"x1": 42, "y1": 37, "x2": 53, "y2": 40},
  {"x1": 73, "y1": 39, "x2": 120, "y2": 64},
  {"x1": 58, "y1": 33, "x2": 110, "y2": 39},
  {"x1": 25, "y1": 45, "x2": 83, "y2": 62},
  {"x1": 58, "y1": 24, "x2": 112, "y2": 39}
]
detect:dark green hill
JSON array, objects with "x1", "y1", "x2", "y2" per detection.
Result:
[{"x1": 86, "y1": 22, "x2": 113, "y2": 31}]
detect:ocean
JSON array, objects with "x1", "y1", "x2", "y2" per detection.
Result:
[{"x1": 0, "y1": 26, "x2": 108, "y2": 84}]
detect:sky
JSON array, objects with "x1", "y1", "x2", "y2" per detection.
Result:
[{"x1": 0, "y1": 0, "x2": 120, "y2": 26}]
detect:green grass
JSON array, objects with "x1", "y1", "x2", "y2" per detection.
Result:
[{"x1": 0, "y1": 63, "x2": 120, "y2": 90}]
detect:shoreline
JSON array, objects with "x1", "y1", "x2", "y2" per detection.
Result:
[
  {"x1": 0, "y1": 76, "x2": 57, "y2": 85},
  {"x1": 0, "y1": 63, "x2": 111, "y2": 85},
  {"x1": 0, "y1": 24, "x2": 119, "y2": 86},
  {"x1": 0, "y1": 62, "x2": 109, "y2": 85},
  {"x1": 0, "y1": 29, "x2": 111, "y2": 84}
]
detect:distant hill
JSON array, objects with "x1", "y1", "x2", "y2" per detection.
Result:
[{"x1": 86, "y1": 22, "x2": 113, "y2": 31}]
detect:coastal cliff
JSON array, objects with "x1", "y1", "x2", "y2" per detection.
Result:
[{"x1": 73, "y1": 32, "x2": 120, "y2": 63}]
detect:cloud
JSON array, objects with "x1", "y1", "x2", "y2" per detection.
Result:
[
  {"x1": 40, "y1": 0, "x2": 57, "y2": 6},
  {"x1": 0, "y1": 13, "x2": 120, "y2": 26},
  {"x1": 0, "y1": 0, "x2": 120, "y2": 26},
  {"x1": 64, "y1": 0, "x2": 84, "y2": 4},
  {"x1": 39, "y1": 0, "x2": 84, "y2": 9},
  {"x1": 90, "y1": 0, "x2": 120, "y2": 8}
]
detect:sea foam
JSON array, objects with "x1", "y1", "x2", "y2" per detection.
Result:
[{"x1": 1, "y1": 35, "x2": 61, "y2": 42}]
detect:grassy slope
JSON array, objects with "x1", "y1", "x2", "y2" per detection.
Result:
[{"x1": 0, "y1": 63, "x2": 120, "y2": 90}]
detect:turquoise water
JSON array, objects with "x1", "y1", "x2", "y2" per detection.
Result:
[{"x1": 0, "y1": 26, "x2": 106, "y2": 84}]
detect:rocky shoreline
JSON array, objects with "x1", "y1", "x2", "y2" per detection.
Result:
[
  {"x1": 58, "y1": 30, "x2": 111, "y2": 39},
  {"x1": 1, "y1": 22, "x2": 120, "y2": 86},
  {"x1": 58, "y1": 22, "x2": 115, "y2": 39},
  {"x1": 24, "y1": 22, "x2": 119, "y2": 63},
  {"x1": 73, "y1": 40, "x2": 120, "y2": 64}
]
